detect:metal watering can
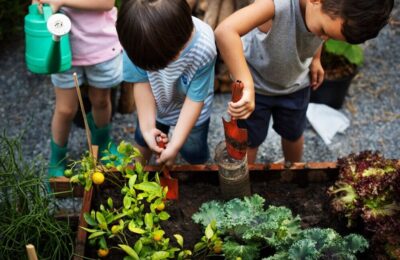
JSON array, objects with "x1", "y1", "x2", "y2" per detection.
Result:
[{"x1": 25, "y1": 4, "x2": 72, "y2": 74}]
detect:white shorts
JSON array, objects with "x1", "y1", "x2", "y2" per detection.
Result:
[{"x1": 51, "y1": 53, "x2": 122, "y2": 89}]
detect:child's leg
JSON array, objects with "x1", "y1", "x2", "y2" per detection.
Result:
[
  {"x1": 247, "y1": 147, "x2": 259, "y2": 164},
  {"x1": 49, "y1": 87, "x2": 78, "y2": 177},
  {"x1": 88, "y1": 87, "x2": 112, "y2": 127},
  {"x1": 52, "y1": 88, "x2": 79, "y2": 146},
  {"x1": 281, "y1": 135, "x2": 304, "y2": 163},
  {"x1": 180, "y1": 119, "x2": 210, "y2": 164},
  {"x1": 237, "y1": 93, "x2": 272, "y2": 163},
  {"x1": 271, "y1": 87, "x2": 310, "y2": 163},
  {"x1": 85, "y1": 53, "x2": 122, "y2": 155}
]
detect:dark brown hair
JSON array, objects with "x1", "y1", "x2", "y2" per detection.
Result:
[
  {"x1": 117, "y1": 0, "x2": 193, "y2": 71},
  {"x1": 322, "y1": 0, "x2": 394, "y2": 44}
]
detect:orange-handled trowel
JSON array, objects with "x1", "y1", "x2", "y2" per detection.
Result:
[
  {"x1": 222, "y1": 80, "x2": 248, "y2": 160},
  {"x1": 156, "y1": 137, "x2": 179, "y2": 200}
]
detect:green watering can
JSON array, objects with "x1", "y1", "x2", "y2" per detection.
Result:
[{"x1": 25, "y1": 4, "x2": 72, "y2": 74}]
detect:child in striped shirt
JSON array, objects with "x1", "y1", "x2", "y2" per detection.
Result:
[{"x1": 117, "y1": 0, "x2": 217, "y2": 166}]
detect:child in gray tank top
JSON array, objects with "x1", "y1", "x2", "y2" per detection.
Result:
[{"x1": 215, "y1": 0, "x2": 393, "y2": 163}]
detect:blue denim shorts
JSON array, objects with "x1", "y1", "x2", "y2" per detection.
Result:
[
  {"x1": 51, "y1": 53, "x2": 122, "y2": 88},
  {"x1": 134, "y1": 119, "x2": 210, "y2": 164},
  {"x1": 238, "y1": 87, "x2": 310, "y2": 147}
]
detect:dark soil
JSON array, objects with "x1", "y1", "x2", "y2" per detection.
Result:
[{"x1": 84, "y1": 169, "x2": 379, "y2": 259}]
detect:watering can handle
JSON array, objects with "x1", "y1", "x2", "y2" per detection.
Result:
[{"x1": 42, "y1": 5, "x2": 53, "y2": 22}]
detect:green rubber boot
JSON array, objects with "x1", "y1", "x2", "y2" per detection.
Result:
[
  {"x1": 49, "y1": 138, "x2": 67, "y2": 178},
  {"x1": 87, "y1": 112, "x2": 118, "y2": 159}
]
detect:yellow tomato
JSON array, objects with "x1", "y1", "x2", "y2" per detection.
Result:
[
  {"x1": 156, "y1": 202, "x2": 165, "y2": 211},
  {"x1": 213, "y1": 245, "x2": 222, "y2": 254},
  {"x1": 153, "y1": 233, "x2": 163, "y2": 241},
  {"x1": 92, "y1": 171, "x2": 105, "y2": 185},
  {"x1": 111, "y1": 225, "x2": 119, "y2": 234},
  {"x1": 97, "y1": 248, "x2": 109, "y2": 257}
]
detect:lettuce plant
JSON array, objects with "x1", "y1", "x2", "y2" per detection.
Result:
[{"x1": 328, "y1": 151, "x2": 400, "y2": 258}]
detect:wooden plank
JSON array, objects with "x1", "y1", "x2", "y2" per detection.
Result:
[
  {"x1": 73, "y1": 146, "x2": 98, "y2": 260},
  {"x1": 50, "y1": 177, "x2": 83, "y2": 198},
  {"x1": 143, "y1": 162, "x2": 337, "y2": 172}
]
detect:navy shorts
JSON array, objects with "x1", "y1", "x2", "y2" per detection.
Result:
[
  {"x1": 238, "y1": 87, "x2": 310, "y2": 147},
  {"x1": 134, "y1": 119, "x2": 210, "y2": 164}
]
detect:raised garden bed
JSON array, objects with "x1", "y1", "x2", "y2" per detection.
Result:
[
  {"x1": 50, "y1": 144, "x2": 400, "y2": 260},
  {"x1": 52, "y1": 162, "x2": 373, "y2": 259}
]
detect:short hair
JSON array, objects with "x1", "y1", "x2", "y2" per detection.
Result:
[
  {"x1": 117, "y1": 0, "x2": 193, "y2": 71},
  {"x1": 322, "y1": 0, "x2": 394, "y2": 44}
]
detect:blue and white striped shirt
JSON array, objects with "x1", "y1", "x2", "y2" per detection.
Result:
[{"x1": 123, "y1": 17, "x2": 217, "y2": 126}]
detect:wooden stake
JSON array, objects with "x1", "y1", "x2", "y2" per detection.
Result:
[
  {"x1": 26, "y1": 244, "x2": 38, "y2": 260},
  {"x1": 73, "y1": 73, "x2": 93, "y2": 157}
]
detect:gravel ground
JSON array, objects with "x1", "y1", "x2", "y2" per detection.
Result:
[{"x1": 0, "y1": 4, "x2": 399, "y2": 165}]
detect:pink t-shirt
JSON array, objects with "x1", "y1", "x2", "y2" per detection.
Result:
[{"x1": 61, "y1": 7, "x2": 122, "y2": 66}]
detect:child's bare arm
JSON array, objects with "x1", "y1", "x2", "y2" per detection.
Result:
[
  {"x1": 134, "y1": 82, "x2": 165, "y2": 154},
  {"x1": 310, "y1": 45, "x2": 324, "y2": 90},
  {"x1": 215, "y1": 0, "x2": 275, "y2": 119},
  {"x1": 37, "y1": 0, "x2": 115, "y2": 12},
  {"x1": 156, "y1": 98, "x2": 203, "y2": 166}
]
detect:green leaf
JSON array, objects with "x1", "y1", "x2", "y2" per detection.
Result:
[
  {"x1": 119, "y1": 244, "x2": 139, "y2": 260},
  {"x1": 194, "y1": 242, "x2": 206, "y2": 253},
  {"x1": 324, "y1": 39, "x2": 364, "y2": 66},
  {"x1": 88, "y1": 231, "x2": 106, "y2": 239},
  {"x1": 134, "y1": 240, "x2": 143, "y2": 255},
  {"x1": 123, "y1": 194, "x2": 132, "y2": 209},
  {"x1": 135, "y1": 161, "x2": 143, "y2": 174},
  {"x1": 96, "y1": 212, "x2": 107, "y2": 226},
  {"x1": 134, "y1": 182, "x2": 161, "y2": 193},
  {"x1": 129, "y1": 175, "x2": 137, "y2": 189},
  {"x1": 83, "y1": 212, "x2": 97, "y2": 226},
  {"x1": 129, "y1": 226, "x2": 146, "y2": 234},
  {"x1": 158, "y1": 211, "x2": 170, "y2": 221},
  {"x1": 174, "y1": 234, "x2": 184, "y2": 248},
  {"x1": 80, "y1": 227, "x2": 99, "y2": 233},
  {"x1": 151, "y1": 251, "x2": 169, "y2": 259},
  {"x1": 107, "y1": 197, "x2": 113, "y2": 209},
  {"x1": 205, "y1": 224, "x2": 214, "y2": 240},
  {"x1": 99, "y1": 236, "x2": 108, "y2": 250},
  {"x1": 145, "y1": 213, "x2": 153, "y2": 229}
]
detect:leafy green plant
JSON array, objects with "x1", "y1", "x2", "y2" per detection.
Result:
[
  {"x1": 321, "y1": 39, "x2": 364, "y2": 80},
  {"x1": 0, "y1": 132, "x2": 73, "y2": 259},
  {"x1": 265, "y1": 228, "x2": 368, "y2": 259},
  {"x1": 67, "y1": 141, "x2": 191, "y2": 259},
  {"x1": 193, "y1": 194, "x2": 368, "y2": 260},
  {"x1": 328, "y1": 150, "x2": 400, "y2": 258},
  {"x1": 324, "y1": 39, "x2": 364, "y2": 67}
]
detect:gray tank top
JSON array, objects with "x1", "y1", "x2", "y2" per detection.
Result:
[{"x1": 242, "y1": 0, "x2": 323, "y2": 96}]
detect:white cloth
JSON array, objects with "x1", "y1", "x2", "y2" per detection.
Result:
[{"x1": 306, "y1": 103, "x2": 350, "y2": 145}]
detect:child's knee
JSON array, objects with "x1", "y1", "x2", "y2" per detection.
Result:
[{"x1": 55, "y1": 105, "x2": 78, "y2": 120}]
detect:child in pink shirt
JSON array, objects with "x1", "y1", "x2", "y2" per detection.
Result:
[{"x1": 32, "y1": 0, "x2": 122, "y2": 177}]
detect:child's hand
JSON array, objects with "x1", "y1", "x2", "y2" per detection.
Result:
[
  {"x1": 37, "y1": 0, "x2": 63, "y2": 12},
  {"x1": 310, "y1": 58, "x2": 325, "y2": 90},
  {"x1": 156, "y1": 144, "x2": 178, "y2": 167},
  {"x1": 143, "y1": 129, "x2": 168, "y2": 154},
  {"x1": 228, "y1": 86, "x2": 255, "y2": 119}
]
